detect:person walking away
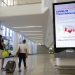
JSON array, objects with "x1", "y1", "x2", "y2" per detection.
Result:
[{"x1": 16, "y1": 39, "x2": 28, "y2": 72}]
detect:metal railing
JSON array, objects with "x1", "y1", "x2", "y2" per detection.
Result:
[{"x1": 0, "y1": 0, "x2": 41, "y2": 7}]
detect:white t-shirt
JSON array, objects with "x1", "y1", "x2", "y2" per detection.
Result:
[{"x1": 18, "y1": 44, "x2": 28, "y2": 53}]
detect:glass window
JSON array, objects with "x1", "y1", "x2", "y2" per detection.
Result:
[
  {"x1": 6, "y1": 28, "x2": 9, "y2": 37},
  {"x1": 1, "y1": 2, "x2": 4, "y2": 7},
  {"x1": 10, "y1": 0, "x2": 14, "y2": 5},
  {"x1": 10, "y1": 29, "x2": 13, "y2": 37},
  {"x1": 3, "y1": 0, "x2": 7, "y2": 6},
  {"x1": 12, "y1": 31, "x2": 14, "y2": 41},
  {"x1": 4, "y1": 0, "x2": 8, "y2": 4},
  {"x1": 7, "y1": 0, "x2": 11, "y2": 5},
  {"x1": 2, "y1": 26, "x2": 6, "y2": 36},
  {"x1": 10, "y1": 29, "x2": 13, "y2": 41}
]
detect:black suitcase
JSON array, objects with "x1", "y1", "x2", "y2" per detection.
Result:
[{"x1": 5, "y1": 61, "x2": 16, "y2": 73}]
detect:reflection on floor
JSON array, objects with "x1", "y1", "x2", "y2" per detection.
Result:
[{"x1": 0, "y1": 54, "x2": 74, "y2": 75}]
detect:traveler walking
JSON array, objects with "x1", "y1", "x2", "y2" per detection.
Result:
[{"x1": 16, "y1": 39, "x2": 28, "y2": 72}]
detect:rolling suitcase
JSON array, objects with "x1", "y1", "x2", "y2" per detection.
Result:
[{"x1": 5, "y1": 61, "x2": 16, "y2": 73}]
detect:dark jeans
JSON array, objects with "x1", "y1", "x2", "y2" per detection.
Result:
[{"x1": 18, "y1": 53, "x2": 27, "y2": 68}]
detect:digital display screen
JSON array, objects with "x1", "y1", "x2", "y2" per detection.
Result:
[{"x1": 53, "y1": 2, "x2": 75, "y2": 48}]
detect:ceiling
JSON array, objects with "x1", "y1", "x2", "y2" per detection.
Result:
[{"x1": 1, "y1": 9, "x2": 49, "y2": 44}]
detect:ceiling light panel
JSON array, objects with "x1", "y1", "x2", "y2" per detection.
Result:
[
  {"x1": 29, "y1": 36, "x2": 43, "y2": 38},
  {"x1": 29, "y1": 38, "x2": 43, "y2": 39},
  {"x1": 29, "y1": 37, "x2": 43, "y2": 39},
  {"x1": 13, "y1": 26, "x2": 42, "y2": 28},
  {"x1": 26, "y1": 35, "x2": 43, "y2": 37},
  {"x1": 20, "y1": 31, "x2": 42, "y2": 32},
  {"x1": 26, "y1": 34, "x2": 43, "y2": 35}
]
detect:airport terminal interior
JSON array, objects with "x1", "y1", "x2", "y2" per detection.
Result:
[{"x1": 0, "y1": 0, "x2": 75, "y2": 75}]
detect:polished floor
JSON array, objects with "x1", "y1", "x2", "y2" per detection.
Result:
[{"x1": 0, "y1": 54, "x2": 74, "y2": 75}]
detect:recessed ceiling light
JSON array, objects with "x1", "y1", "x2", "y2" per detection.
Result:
[
  {"x1": 28, "y1": 36, "x2": 43, "y2": 38},
  {"x1": 13, "y1": 26, "x2": 42, "y2": 28},
  {"x1": 30, "y1": 38, "x2": 42, "y2": 39},
  {"x1": 20, "y1": 31, "x2": 42, "y2": 32},
  {"x1": 29, "y1": 37, "x2": 43, "y2": 39},
  {"x1": 26, "y1": 34, "x2": 43, "y2": 35}
]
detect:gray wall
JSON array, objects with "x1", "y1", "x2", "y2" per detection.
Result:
[{"x1": 37, "y1": 45, "x2": 49, "y2": 54}]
